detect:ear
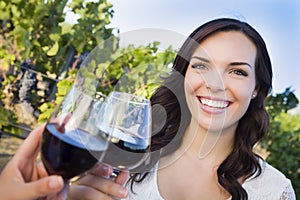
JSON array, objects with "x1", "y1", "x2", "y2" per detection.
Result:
[{"x1": 251, "y1": 90, "x2": 258, "y2": 99}]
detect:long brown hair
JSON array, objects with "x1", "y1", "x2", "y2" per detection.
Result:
[{"x1": 130, "y1": 18, "x2": 272, "y2": 200}]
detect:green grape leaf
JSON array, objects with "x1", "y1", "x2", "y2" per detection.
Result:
[{"x1": 47, "y1": 42, "x2": 59, "y2": 56}]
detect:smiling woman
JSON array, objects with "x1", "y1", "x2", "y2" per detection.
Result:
[
  {"x1": 68, "y1": 18, "x2": 296, "y2": 200},
  {"x1": 185, "y1": 31, "x2": 257, "y2": 133}
]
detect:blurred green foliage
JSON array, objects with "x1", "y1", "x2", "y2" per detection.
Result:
[
  {"x1": 263, "y1": 88, "x2": 300, "y2": 198},
  {"x1": 0, "y1": 0, "x2": 116, "y2": 130}
]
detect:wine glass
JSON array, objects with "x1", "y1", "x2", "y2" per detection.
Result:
[
  {"x1": 40, "y1": 85, "x2": 109, "y2": 192},
  {"x1": 96, "y1": 91, "x2": 151, "y2": 174}
]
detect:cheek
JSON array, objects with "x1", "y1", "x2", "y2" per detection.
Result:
[
  {"x1": 231, "y1": 82, "x2": 255, "y2": 107},
  {"x1": 184, "y1": 70, "x2": 204, "y2": 94},
  {"x1": 184, "y1": 71, "x2": 204, "y2": 118}
]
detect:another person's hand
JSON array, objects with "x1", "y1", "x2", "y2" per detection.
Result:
[
  {"x1": 68, "y1": 164, "x2": 129, "y2": 200},
  {"x1": 0, "y1": 124, "x2": 65, "y2": 200}
]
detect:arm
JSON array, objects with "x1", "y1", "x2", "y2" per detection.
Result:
[{"x1": 0, "y1": 124, "x2": 64, "y2": 200}]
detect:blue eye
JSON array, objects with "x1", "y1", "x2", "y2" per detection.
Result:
[{"x1": 191, "y1": 63, "x2": 208, "y2": 70}]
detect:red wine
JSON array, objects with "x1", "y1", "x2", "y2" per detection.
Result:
[
  {"x1": 100, "y1": 128, "x2": 150, "y2": 172},
  {"x1": 41, "y1": 123, "x2": 107, "y2": 179}
]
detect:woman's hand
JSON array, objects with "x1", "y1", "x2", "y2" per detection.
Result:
[
  {"x1": 68, "y1": 164, "x2": 129, "y2": 200},
  {"x1": 0, "y1": 124, "x2": 65, "y2": 200}
]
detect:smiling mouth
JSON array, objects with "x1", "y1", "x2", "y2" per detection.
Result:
[{"x1": 198, "y1": 97, "x2": 231, "y2": 109}]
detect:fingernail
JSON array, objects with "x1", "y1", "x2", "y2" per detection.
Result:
[
  {"x1": 101, "y1": 164, "x2": 112, "y2": 176},
  {"x1": 49, "y1": 176, "x2": 64, "y2": 189}
]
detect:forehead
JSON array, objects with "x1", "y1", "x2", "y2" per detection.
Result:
[{"x1": 192, "y1": 31, "x2": 257, "y2": 65}]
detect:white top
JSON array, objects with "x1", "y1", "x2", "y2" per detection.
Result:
[{"x1": 125, "y1": 159, "x2": 296, "y2": 200}]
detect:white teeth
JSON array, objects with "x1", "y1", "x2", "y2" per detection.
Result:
[{"x1": 200, "y1": 98, "x2": 229, "y2": 108}]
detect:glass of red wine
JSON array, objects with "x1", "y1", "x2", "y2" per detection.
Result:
[
  {"x1": 96, "y1": 91, "x2": 151, "y2": 174},
  {"x1": 40, "y1": 85, "x2": 109, "y2": 194}
]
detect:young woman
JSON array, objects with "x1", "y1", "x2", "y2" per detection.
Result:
[{"x1": 69, "y1": 18, "x2": 296, "y2": 200}]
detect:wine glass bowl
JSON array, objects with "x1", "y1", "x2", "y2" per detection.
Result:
[
  {"x1": 40, "y1": 86, "x2": 109, "y2": 180},
  {"x1": 96, "y1": 91, "x2": 151, "y2": 172}
]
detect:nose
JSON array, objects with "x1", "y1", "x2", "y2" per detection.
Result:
[{"x1": 204, "y1": 72, "x2": 226, "y2": 92}]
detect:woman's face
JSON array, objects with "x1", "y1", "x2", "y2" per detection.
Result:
[{"x1": 184, "y1": 31, "x2": 257, "y2": 133}]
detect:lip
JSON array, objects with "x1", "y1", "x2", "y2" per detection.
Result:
[{"x1": 196, "y1": 96, "x2": 232, "y2": 114}]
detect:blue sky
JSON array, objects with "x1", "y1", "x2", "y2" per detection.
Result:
[{"x1": 106, "y1": 0, "x2": 300, "y2": 111}]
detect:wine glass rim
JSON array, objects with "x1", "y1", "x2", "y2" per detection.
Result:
[
  {"x1": 109, "y1": 91, "x2": 150, "y2": 105},
  {"x1": 73, "y1": 84, "x2": 106, "y2": 97},
  {"x1": 95, "y1": 91, "x2": 107, "y2": 97}
]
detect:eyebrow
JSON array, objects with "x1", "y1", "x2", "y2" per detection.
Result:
[
  {"x1": 191, "y1": 56, "x2": 210, "y2": 63},
  {"x1": 230, "y1": 62, "x2": 253, "y2": 69},
  {"x1": 191, "y1": 56, "x2": 253, "y2": 69}
]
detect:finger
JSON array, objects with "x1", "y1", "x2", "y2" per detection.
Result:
[
  {"x1": 74, "y1": 174, "x2": 128, "y2": 199},
  {"x1": 22, "y1": 175, "x2": 64, "y2": 199},
  {"x1": 69, "y1": 185, "x2": 115, "y2": 200},
  {"x1": 115, "y1": 170, "x2": 130, "y2": 185},
  {"x1": 56, "y1": 113, "x2": 71, "y2": 133},
  {"x1": 15, "y1": 117, "x2": 68, "y2": 160},
  {"x1": 14, "y1": 124, "x2": 46, "y2": 160},
  {"x1": 89, "y1": 163, "x2": 113, "y2": 178},
  {"x1": 36, "y1": 161, "x2": 49, "y2": 178},
  {"x1": 18, "y1": 117, "x2": 63, "y2": 159}
]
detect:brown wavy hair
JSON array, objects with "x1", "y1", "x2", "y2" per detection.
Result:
[{"x1": 130, "y1": 18, "x2": 272, "y2": 200}]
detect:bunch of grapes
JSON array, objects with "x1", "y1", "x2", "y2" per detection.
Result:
[{"x1": 18, "y1": 59, "x2": 38, "y2": 103}]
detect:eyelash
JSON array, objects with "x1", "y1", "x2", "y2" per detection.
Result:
[
  {"x1": 191, "y1": 63, "x2": 208, "y2": 70},
  {"x1": 230, "y1": 69, "x2": 248, "y2": 77}
]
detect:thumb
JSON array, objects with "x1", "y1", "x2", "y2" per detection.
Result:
[{"x1": 23, "y1": 176, "x2": 65, "y2": 199}]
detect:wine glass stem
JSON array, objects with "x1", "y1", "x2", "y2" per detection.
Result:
[{"x1": 58, "y1": 180, "x2": 70, "y2": 200}]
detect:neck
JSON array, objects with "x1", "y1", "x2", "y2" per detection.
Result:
[{"x1": 179, "y1": 118, "x2": 236, "y2": 165}]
